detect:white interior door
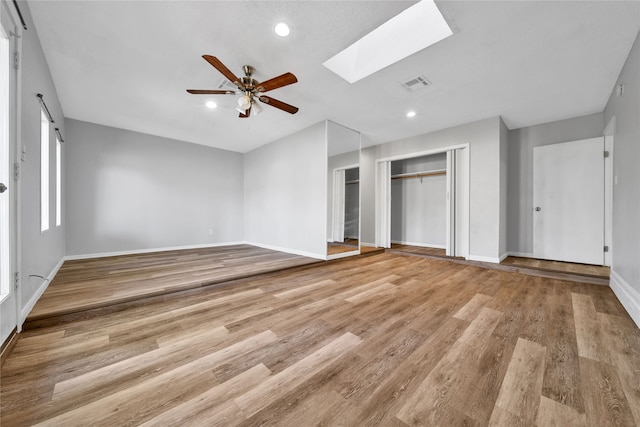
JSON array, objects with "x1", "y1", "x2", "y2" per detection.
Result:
[
  {"x1": 533, "y1": 137, "x2": 605, "y2": 265},
  {"x1": 0, "y1": 2, "x2": 18, "y2": 346}
]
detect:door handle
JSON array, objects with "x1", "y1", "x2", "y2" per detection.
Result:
[
  {"x1": 535, "y1": 207, "x2": 541, "y2": 212},
  {"x1": 0, "y1": 183, "x2": 7, "y2": 193}
]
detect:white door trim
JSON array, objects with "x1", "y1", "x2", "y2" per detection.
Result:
[
  {"x1": 375, "y1": 143, "x2": 470, "y2": 257},
  {"x1": 603, "y1": 117, "x2": 615, "y2": 267}
]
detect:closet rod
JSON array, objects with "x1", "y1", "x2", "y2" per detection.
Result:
[{"x1": 391, "y1": 170, "x2": 446, "y2": 180}]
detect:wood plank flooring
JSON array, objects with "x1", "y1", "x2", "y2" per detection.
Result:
[
  {"x1": 25, "y1": 244, "x2": 320, "y2": 326},
  {"x1": 3, "y1": 252, "x2": 639, "y2": 426},
  {"x1": 502, "y1": 256, "x2": 610, "y2": 279}
]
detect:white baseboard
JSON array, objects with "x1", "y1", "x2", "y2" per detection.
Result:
[
  {"x1": 326, "y1": 250, "x2": 360, "y2": 261},
  {"x1": 390, "y1": 240, "x2": 446, "y2": 249},
  {"x1": 65, "y1": 241, "x2": 247, "y2": 261},
  {"x1": 360, "y1": 242, "x2": 376, "y2": 248},
  {"x1": 467, "y1": 254, "x2": 502, "y2": 264},
  {"x1": 507, "y1": 251, "x2": 534, "y2": 258},
  {"x1": 20, "y1": 257, "x2": 65, "y2": 326},
  {"x1": 610, "y1": 269, "x2": 640, "y2": 329},
  {"x1": 245, "y1": 241, "x2": 325, "y2": 260},
  {"x1": 499, "y1": 252, "x2": 509, "y2": 263}
]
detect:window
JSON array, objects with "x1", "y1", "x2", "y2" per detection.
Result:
[
  {"x1": 55, "y1": 137, "x2": 61, "y2": 226},
  {"x1": 40, "y1": 109, "x2": 49, "y2": 232}
]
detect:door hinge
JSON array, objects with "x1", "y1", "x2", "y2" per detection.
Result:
[
  {"x1": 13, "y1": 163, "x2": 19, "y2": 181},
  {"x1": 604, "y1": 246, "x2": 609, "y2": 253},
  {"x1": 604, "y1": 151, "x2": 610, "y2": 158},
  {"x1": 14, "y1": 272, "x2": 20, "y2": 291},
  {"x1": 13, "y1": 51, "x2": 20, "y2": 70}
]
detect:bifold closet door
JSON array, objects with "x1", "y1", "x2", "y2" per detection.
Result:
[{"x1": 375, "y1": 161, "x2": 391, "y2": 248}]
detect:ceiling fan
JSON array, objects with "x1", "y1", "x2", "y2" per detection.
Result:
[{"x1": 187, "y1": 55, "x2": 299, "y2": 118}]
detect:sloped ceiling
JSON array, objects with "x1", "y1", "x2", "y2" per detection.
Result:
[{"x1": 28, "y1": 1, "x2": 640, "y2": 153}]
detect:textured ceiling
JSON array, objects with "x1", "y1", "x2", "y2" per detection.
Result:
[{"x1": 28, "y1": 1, "x2": 640, "y2": 153}]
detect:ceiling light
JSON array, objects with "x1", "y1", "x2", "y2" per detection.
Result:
[
  {"x1": 274, "y1": 22, "x2": 290, "y2": 37},
  {"x1": 237, "y1": 94, "x2": 251, "y2": 111},
  {"x1": 252, "y1": 101, "x2": 263, "y2": 115},
  {"x1": 323, "y1": 0, "x2": 452, "y2": 83},
  {"x1": 205, "y1": 101, "x2": 217, "y2": 109},
  {"x1": 406, "y1": 111, "x2": 416, "y2": 118}
]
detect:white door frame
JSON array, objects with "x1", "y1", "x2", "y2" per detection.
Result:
[
  {"x1": 375, "y1": 143, "x2": 470, "y2": 258},
  {"x1": 603, "y1": 117, "x2": 615, "y2": 267},
  {"x1": 0, "y1": 0, "x2": 22, "y2": 345},
  {"x1": 330, "y1": 164, "x2": 358, "y2": 243}
]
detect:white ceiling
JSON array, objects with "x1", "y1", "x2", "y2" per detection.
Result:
[{"x1": 28, "y1": 1, "x2": 640, "y2": 153}]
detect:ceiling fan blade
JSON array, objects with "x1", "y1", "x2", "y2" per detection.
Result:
[
  {"x1": 186, "y1": 89, "x2": 236, "y2": 95},
  {"x1": 256, "y1": 72, "x2": 298, "y2": 92},
  {"x1": 202, "y1": 55, "x2": 243, "y2": 88},
  {"x1": 239, "y1": 106, "x2": 251, "y2": 118},
  {"x1": 258, "y1": 96, "x2": 299, "y2": 114}
]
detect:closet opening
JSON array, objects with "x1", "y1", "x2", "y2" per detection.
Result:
[
  {"x1": 375, "y1": 146, "x2": 469, "y2": 259},
  {"x1": 390, "y1": 153, "x2": 447, "y2": 255}
]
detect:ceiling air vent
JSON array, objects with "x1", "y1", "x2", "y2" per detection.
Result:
[
  {"x1": 401, "y1": 75, "x2": 431, "y2": 91},
  {"x1": 217, "y1": 79, "x2": 238, "y2": 91}
]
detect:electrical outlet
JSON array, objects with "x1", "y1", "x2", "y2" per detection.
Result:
[{"x1": 208, "y1": 229, "x2": 214, "y2": 236}]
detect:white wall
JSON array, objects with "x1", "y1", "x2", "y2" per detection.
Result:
[
  {"x1": 65, "y1": 119, "x2": 244, "y2": 256},
  {"x1": 604, "y1": 30, "x2": 640, "y2": 326},
  {"x1": 244, "y1": 122, "x2": 327, "y2": 259},
  {"x1": 506, "y1": 112, "x2": 604, "y2": 255},
  {"x1": 361, "y1": 116, "x2": 503, "y2": 261},
  {"x1": 16, "y1": 2, "x2": 66, "y2": 331}
]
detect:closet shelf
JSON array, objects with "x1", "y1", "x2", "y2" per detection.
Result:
[
  {"x1": 345, "y1": 180, "x2": 360, "y2": 185},
  {"x1": 391, "y1": 169, "x2": 446, "y2": 180}
]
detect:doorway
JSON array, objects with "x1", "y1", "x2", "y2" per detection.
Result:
[
  {"x1": 0, "y1": 1, "x2": 19, "y2": 346},
  {"x1": 328, "y1": 166, "x2": 359, "y2": 256},
  {"x1": 375, "y1": 146, "x2": 469, "y2": 259}
]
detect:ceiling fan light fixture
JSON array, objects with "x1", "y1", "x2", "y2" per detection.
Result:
[
  {"x1": 406, "y1": 111, "x2": 417, "y2": 118},
  {"x1": 252, "y1": 101, "x2": 262, "y2": 115},
  {"x1": 274, "y1": 22, "x2": 290, "y2": 37},
  {"x1": 237, "y1": 94, "x2": 251, "y2": 110},
  {"x1": 205, "y1": 101, "x2": 217, "y2": 109}
]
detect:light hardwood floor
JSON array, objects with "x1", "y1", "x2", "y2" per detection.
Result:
[
  {"x1": 502, "y1": 256, "x2": 610, "y2": 279},
  {"x1": 2, "y1": 252, "x2": 639, "y2": 426},
  {"x1": 25, "y1": 244, "x2": 320, "y2": 327}
]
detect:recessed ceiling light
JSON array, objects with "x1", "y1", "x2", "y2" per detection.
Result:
[
  {"x1": 274, "y1": 22, "x2": 290, "y2": 37},
  {"x1": 205, "y1": 101, "x2": 217, "y2": 109},
  {"x1": 406, "y1": 111, "x2": 416, "y2": 118}
]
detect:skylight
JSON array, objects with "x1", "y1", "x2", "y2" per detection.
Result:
[{"x1": 323, "y1": 0, "x2": 452, "y2": 84}]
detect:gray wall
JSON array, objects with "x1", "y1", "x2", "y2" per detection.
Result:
[
  {"x1": 361, "y1": 116, "x2": 503, "y2": 261},
  {"x1": 506, "y1": 112, "x2": 604, "y2": 255},
  {"x1": 244, "y1": 122, "x2": 327, "y2": 258},
  {"x1": 604, "y1": 30, "x2": 640, "y2": 314},
  {"x1": 65, "y1": 119, "x2": 244, "y2": 256},
  {"x1": 18, "y1": 2, "x2": 66, "y2": 323}
]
